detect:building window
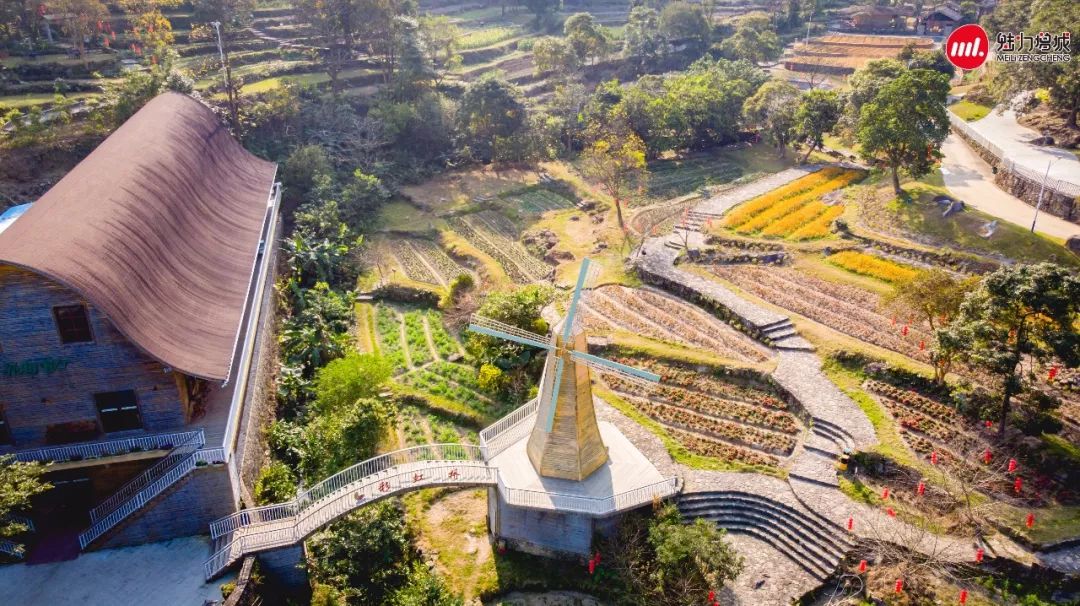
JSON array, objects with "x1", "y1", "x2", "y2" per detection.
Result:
[
  {"x1": 53, "y1": 305, "x2": 93, "y2": 344},
  {"x1": 0, "y1": 408, "x2": 11, "y2": 445},
  {"x1": 94, "y1": 390, "x2": 142, "y2": 433}
]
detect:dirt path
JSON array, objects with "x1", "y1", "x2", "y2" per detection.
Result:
[
  {"x1": 408, "y1": 241, "x2": 449, "y2": 288},
  {"x1": 421, "y1": 315, "x2": 442, "y2": 362}
]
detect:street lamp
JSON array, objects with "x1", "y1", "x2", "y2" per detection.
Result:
[{"x1": 1030, "y1": 157, "x2": 1062, "y2": 233}]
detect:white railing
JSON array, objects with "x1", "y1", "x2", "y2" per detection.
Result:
[
  {"x1": 88, "y1": 430, "x2": 204, "y2": 523},
  {"x1": 195, "y1": 448, "x2": 227, "y2": 465},
  {"x1": 0, "y1": 538, "x2": 23, "y2": 559},
  {"x1": 210, "y1": 443, "x2": 487, "y2": 539},
  {"x1": 497, "y1": 476, "x2": 679, "y2": 516},
  {"x1": 479, "y1": 398, "x2": 539, "y2": 460},
  {"x1": 948, "y1": 113, "x2": 1080, "y2": 197},
  {"x1": 205, "y1": 456, "x2": 496, "y2": 579},
  {"x1": 11, "y1": 430, "x2": 203, "y2": 464},
  {"x1": 470, "y1": 315, "x2": 552, "y2": 347},
  {"x1": 79, "y1": 448, "x2": 202, "y2": 549},
  {"x1": 220, "y1": 181, "x2": 282, "y2": 462}
]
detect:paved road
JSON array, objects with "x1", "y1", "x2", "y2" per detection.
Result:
[
  {"x1": 966, "y1": 108, "x2": 1080, "y2": 183},
  {"x1": 940, "y1": 134, "x2": 1080, "y2": 240}
]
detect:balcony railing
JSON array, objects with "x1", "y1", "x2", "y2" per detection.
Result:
[
  {"x1": 479, "y1": 398, "x2": 538, "y2": 460},
  {"x1": 11, "y1": 430, "x2": 204, "y2": 465},
  {"x1": 496, "y1": 476, "x2": 679, "y2": 516}
]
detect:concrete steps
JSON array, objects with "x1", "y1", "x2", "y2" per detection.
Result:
[
  {"x1": 811, "y1": 418, "x2": 856, "y2": 452},
  {"x1": 678, "y1": 491, "x2": 852, "y2": 580},
  {"x1": 757, "y1": 319, "x2": 815, "y2": 351}
]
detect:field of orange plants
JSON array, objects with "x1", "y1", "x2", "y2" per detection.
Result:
[
  {"x1": 825, "y1": 250, "x2": 920, "y2": 283},
  {"x1": 721, "y1": 168, "x2": 861, "y2": 240}
]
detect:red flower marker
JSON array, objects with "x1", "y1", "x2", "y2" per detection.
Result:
[
  {"x1": 1014, "y1": 477, "x2": 1023, "y2": 494},
  {"x1": 895, "y1": 578, "x2": 904, "y2": 593},
  {"x1": 1048, "y1": 366, "x2": 1059, "y2": 381},
  {"x1": 959, "y1": 589, "x2": 969, "y2": 604},
  {"x1": 588, "y1": 559, "x2": 595, "y2": 575},
  {"x1": 1026, "y1": 513, "x2": 1035, "y2": 529},
  {"x1": 708, "y1": 590, "x2": 715, "y2": 602},
  {"x1": 919, "y1": 340, "x2": 926, "y2": 351},
  {"x1": 847, "y1": 517, "x2": 854, "y2": 531},
  {"x1": 1008, "y1": 458, "x2": 1018, "y2": 473},
  {"x1": 887, "y1": 507, "x2": 896, "y2": 517},
  {"x1": 881, "y1": 487, "x2": 890, "y2": 500},
  {"x1": 901, "y1": 325, "x2": 910, "y2": 336},
  {"x1": 917, "y1": 481, "x2": 926, "y2": 496},
  {"x1": 983, "y1": 448, "x2": 992, "y2": 464},
  {"x1": 931, "y1": 451, "x2": 939, "y2": 465},
  {"x1": 975, "y1": 547, "x2": 984, "y2": 563},
  {"x1": 858, "y1": 559, "x2": 868, "y2": 573},
  {"x1": 985, "y1": 420, "x2": 993, "y2": 430}
]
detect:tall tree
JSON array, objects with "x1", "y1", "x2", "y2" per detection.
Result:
[
  {"x1": 418, "y1": 15, "x2": 461, "y2": 86},
  {"x1": 742, "y1": 79, "x2": 800, "y2": 156},
  {"x1": 658, "y1": 1, "x2": 711, "y2": 57},
  {"x1": 622, "y1": 6, "x2": 664, "y2": 69},
  {"x1": 941, "y1": 263, "x2": 1080, "y2": 437},
  {"x1": 50, "y1": 0, "x2": 108, "y2": 67},
  {"x1": 580, "y1": 114, "x2": 649, "y2": 230},
  {"x1": 456, "y1": 77, "x2": 527, "y2": 162},
  {"x1": 563, "y1": 12, "x2": 608, "y2": 65},
  {"x1": 794, "y1": 88, "x2": 841, "y2": 162},
  {"x1": 718, "y1": 12, "x2": 781, "y2": 64},
  {"x1": 519, "y1": 0, "x2": 560, "y2": 29},
  {"x1": 532, "y1": 35, "x2": 578, "y2": 78},
  {"x1": 1, "y1": 457, "x2": 51, "y2": 557},
  {"x1": 883, "y1": 269, "x2": 977, "y2": 383},
  {"x1": 857, "y1": 68, "x2": 950, "y2": 194}
]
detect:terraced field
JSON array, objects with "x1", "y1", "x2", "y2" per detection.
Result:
[
  {"x1": 705, "y1": 264, "x2": 933, "y2": 361},
  {"x1": 502, "y1": 186, "x2": 576, "y2": 214},
  {"x1": 447, "y1": 211, "x2": 551, "y2": 284},
  {"x1": 598, "y1": 354, "x2": 804, "y2": 469},
  {"x1": 721, "y1": 168, "x2": 863, "y2": 240},
  {"x1": 580, "y1": 285, "x2": 771, "y2": 364}
]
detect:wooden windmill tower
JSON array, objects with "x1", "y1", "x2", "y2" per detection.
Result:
[{"x1": 468, "y1": 258, "x2": 661, "y2": 481}]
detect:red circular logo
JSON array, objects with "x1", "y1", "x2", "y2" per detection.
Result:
[{"x1": 945, "y1": 24, "x2": 990, "y2": 70}]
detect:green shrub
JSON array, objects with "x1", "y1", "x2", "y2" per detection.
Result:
[{"x1": 254, "y1": 462, "x2": 296, "y2": 505}]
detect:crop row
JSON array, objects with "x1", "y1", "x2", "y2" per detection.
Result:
[
  {"x1": 647, "y1": 158, "x2": 744, "y2": 200},
  {"x1": 605, "y1": 375, "x2": 799, "y2": 434},
  {"x1": 731, "y1": 170, "x2": 861, "y2": 238},
  {"x1": 723, "y1": 167, "x2": 848, "y2": 228},
  {"x1": 606, "y1": 356, "x2": 789, "y2": 410},
  {"x1": 602, "y1": 286, "x2": 770, "y2": 363},
  {"x1": 428, "y1": 362, "x2": 488, "y2": 394},
  {"x1": 403, "y1": 311, "x2": 434, "y2": 367},
  {"x1": 389, "y1": 239, "x2": 439, "y2": 285},
  {"x1": 707, "y1": 265, "x2": 931, "y2": 360},
  {"x1": 863, "y1": 380, "x2": 959, "y2": 422},
  {"x1": 628, "y1": 396, "x2": 796, "y2": 455},
  {"x1": 410, "y1": 239, "x2": 470, "y2": 284},
  {"x1": 375, "y1": 305, "x2": 408, "y2": 373},
  {"x1": 425, "y1": 311, "x2": 463, "y2": 360},
  {"x1": 668, "y1": 426, "x2": 779, "y2": 468},
  {"x1": 507, "y1": 188, "x2": 575, "y2": 213},
  {"x1": 403, "y1": 369, "x2": 491, "y2": 414},
  {"x1": 448, "y1": 215, "x2": 548, "y2": 284},
  {"x1": 825, "y1": 251, "x2": 920, "y2": 283}
]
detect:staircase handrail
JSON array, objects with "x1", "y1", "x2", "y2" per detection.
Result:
[{"x1": 89, "y1": 430, "x2": 205, "y2": 523}]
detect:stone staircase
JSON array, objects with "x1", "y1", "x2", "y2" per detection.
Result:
[
  {"x1": 678, "y1": 490, "x2": 853, "y2": 581},
  {"x1": 757, "y1": 319, "x2": 814, "y2": 351}
]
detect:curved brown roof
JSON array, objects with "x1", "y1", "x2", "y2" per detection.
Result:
[{"x1": 0, "y1": 92, "x2": 277, "y2": 381}]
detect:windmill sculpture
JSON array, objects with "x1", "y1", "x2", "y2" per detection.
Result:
[{"x1": 468, "y1": 258, "x2": 661, "y2": 481}]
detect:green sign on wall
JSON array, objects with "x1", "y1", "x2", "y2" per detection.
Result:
[{"x1": 2, "y1": 357, "x2": 70, "y2": 378}]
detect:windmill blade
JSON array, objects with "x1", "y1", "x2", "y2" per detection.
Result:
[
  {"x1": 543, "y1": 357, "x2": 565, "y2": 433},
  {"x1": 570, "y1": 351, "x2": 661, "y2": 389},
  {"x1": 468, "y1": 315, "x2": 554, "y2": 351},
  {"x1": 561, "y1": 257, "x2": 592, "y2": 342},
  {"x1": 583, "y1": 260, "x2": 601, "y2": 289}
]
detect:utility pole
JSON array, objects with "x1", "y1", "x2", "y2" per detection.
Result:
[
  {"x1": 211, "y1": 21, "x2": 240, "y2": 133},
  {"x1": 1030, "y1": 158, "x2": 1060, "y2": 233}
]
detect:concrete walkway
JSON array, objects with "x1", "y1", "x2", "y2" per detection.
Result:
[
  {"x1": 964, "y1": 108, "x2": 1080, "y2": 184},
  {"x1": 0, "y1": 536, "x2": 233, "y2": 606},
  {"x1": 940, "y1": 134, "x2": 1080, "y2": 240}
]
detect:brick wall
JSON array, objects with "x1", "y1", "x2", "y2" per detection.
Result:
[
  {"x1": 0, "y1": 265, "x2": 185, "y2": 448},
  {"x1": 95, "y1": 464, "x2": 234, "y2": 549}
]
